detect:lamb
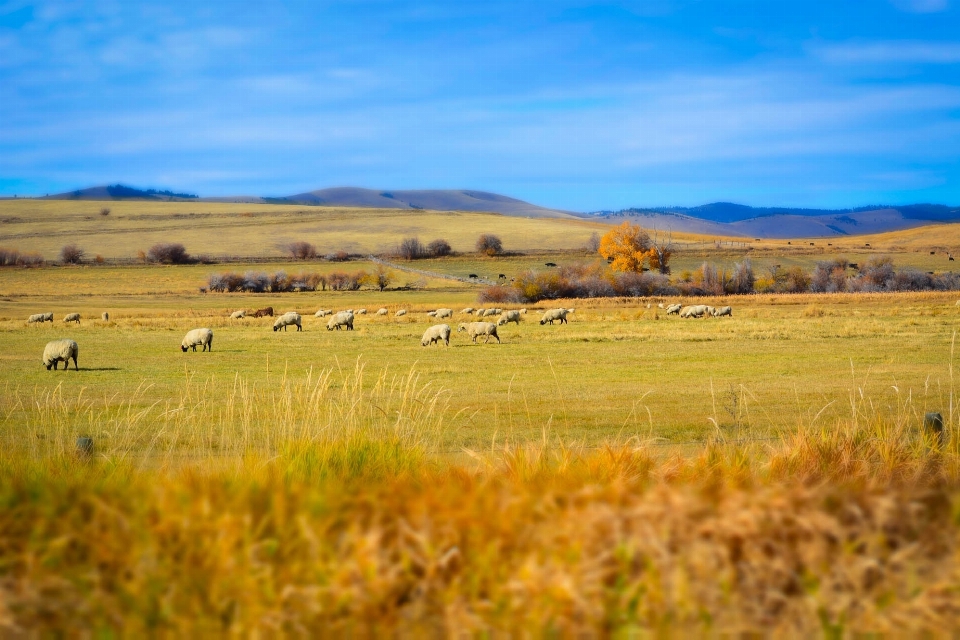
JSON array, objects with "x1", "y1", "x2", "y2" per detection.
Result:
[
  {"x1": 42, "y1": 339, "x2": 79, "y2": 370},
  {"x1": 63, "y1": 313, "x2": 81, "y2": 324},
  {"x1": 230, "y1": 310, "x2": 246, "y2": 319},
  {"x1": 377, "y1": 308, "x2": 389, "y2": 316},
  {"x1": 252, "y1": 307, "x2": 274, "y2": 318},
  {"x1": 497, "y1": 310, "x2": 522, "y2": 326},
  {"x1": 326, "y1": 311, "x2": 354, "y2": 331},
  {"x1": 539, "y1": 308, "x2": 568, "y2": 325},
  {"x1": 665, "y1": 304, "x2": 682, "y2": 315},
  {"x1": 27, "y1": 313, "x2": 54, "y2": 324},
  {"x1": 395, "y1": 309, "x2": 407, "y2": 317},
  {"x1": 457, "y1": 321, "x2": 501, "y2": 343},
  {"x1": 102, "y1": 312, "x2": 109, "y2": 321},
  {"x1": 181, "y1": 328, "x2": 214, "y2": 352},
  {"x1": 461, "y1": 308, "x2": 475, "y2": 314},
  {"x1": 273, "y1": 312, "x2": 302, "y2": 332},
  {"x1": 434, "y1": 308, "x2": 453, "y2": 319},
  {"x1": 712, "y1": 306, "x2": 733, "y2": 317},
  {"x1": 421, "y1": 324, "x2": 451, "y2": 346}
]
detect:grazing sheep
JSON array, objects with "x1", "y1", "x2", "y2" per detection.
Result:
[
  {"x1": 421, "y1": 324, "x2": 451, "y2": 346},
  {"x1": 314, "y1": 309, "x2": 330, "y2": 317},
  {"x1": 27, "y1": 313, "x2": 54, "y2": 324},
  {"x1": 712, "y1": 306, "x2": 733, "y2": 317},
  {"x1": 102, "y1": 312, "x2": 109, "y2": 321},
  {"x1": 704, "y1": 306, "x2": 716, "y2": 317},
  {"x1": 230, "y1": 310, "x2": 246, "y2": 319},
  {"x1": 395, "y1": 309, "x2": 407, "y2": 317},
  {"x1": 539, "y1": 308, "x2": 568, "y2": 325},
  {"x1": 657, "y1": 303, "x2": 665, "y2": 309},
  {"x1": 63, "y1": 313, "x2": 81, "y2": 324},
  {"x1": 475, "y1": 308, "x2": 485, "y2": 317},
  {"x1": 680, "y1": 305, "x2": 709, "y2": 319},
  {"x1": 481, "y1": 308, "x2": 498, "y2": 317},
  {"x1": 427, "y1": 311, "x2": 437, "y2": 317},
  {"x1": 326, "y1": 311, "x2": 354, "y2": 331},
  {"x1": 376, "y1": 308, "x2": 388, "y2": 316},
  {"x1": 42, "y1": 339, "x2": 79, "y2": 370},
  {"x1": 519, "y1": 308, "x2": 527, "y2": 315},
  {"x1": 252, "y1": 307, "x2": 274, "y2": 318},
  {"x1": 357, "y1": 309, "x2": 367, "y2": 315},
  {"x1": 497, "y1": 310, "x2": 522, "y2": 326},
  {"x1": 461, "y1": 308, "x2": 475, "y2": 314},
  {"x1": 665, "y1": 304, "x2": 682, "y2": 315},
  {"x1": 434, "y1": 308, "x2": 453, "y2": 319},
  {"x1": 181, "y1": 328, "x2": 214, "y2": 352},
  {"x1": 457, "y1": 321, "x2": 501, "y2": 343},
  {"x1": 273, "y1": 312, "x2": 302, "y2": 332}
]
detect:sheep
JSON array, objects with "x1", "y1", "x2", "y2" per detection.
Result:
[
  {"x1": 356, "y1": 309, "x2": 367, "y2": 315},
  {"x1": 230, "y1": 310, "x2": 246, "y2": 319},
  {"x1": 680, "y1": 305, "x2": 709, "y2": 318},
  {"x1": 252, "y1": 307, "x2": 274, "y2": 318},
  {"x1": 665, "y1": 304, "x2": 682, "y2": 315},
  {"x1": 519, "y1": 308, "x2": 527, "y2": 315},
  {"x1": 42, "y1": 339, "x2": 79, "y2": 370},
  {"x1": 434, "y1": 308, "x2": 453, "y2": 319},
  {"x1": 102, "y1": 312, "x2": 109, "y2": 321},
  {"x1": 457, "y1": 321, "x2": 500, "y2": 343},
  {"x1": 421, "y1": 324, "x2": 451, "y2": 346},
  {"x1": 427, "y1": 311, "x2": 437, "y2": 317},
  {"x1": 377, "y1": 308, "x2": 389, "y2": 316},
  {"x1": 481, "y1": 308, "x2": 498, "y2": 317},
  {"x1": 539, "y1": 309, "x2": 568, "y2": 325},
  {"x1": 63, "y1": 313, "x2": 81, "y2": 324},
  {"x1": 315, "y1": 309, "x2": 328, "y2": 317},
  {"x1": 497, "y1": 310, "x2": 522, "y2": 326},
  {"x1": 273, "y1": 312, "x2": 302, "y2": 332},
  {"x1": 704, "y1": 306, "x2": 716, "y2": 317},
  {"x1": 395, "y1": 309, "x2": 407, "y2": 317},
  {"x1": 326, "y1": 311, "x2": 354, "y2": 331},
  {"x1": 566, "y1": 308, "x2": 575, "y2": 314},
  {"x1": 475, "y1": 308, "x2": 485, "y2": 317},
  {"x1": 27, "y1": 313, "x2": 54, "y2": 324},
  {"x1": 461, "y1": 308, "x2": 475, "y2": 314},
  {"x1": 712, "y1": 306, "x2": 733, "y2": 317},
  {"x1": 181, "y1": 328, "x2": 214, "y2": 352}
]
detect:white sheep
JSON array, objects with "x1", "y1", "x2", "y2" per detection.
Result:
[
  {"x1": 704, "y1": 306, "x2": 716, "y2": 316},
  {"x1": 102, "y1": 312, "x2": 109, "y2": 321},
  {"x1": 475, "y1": 308, "x2": 485, "y2": 317},
  {"x1": 680, "y1": 305, "x2": 708, "y2": 318},
  {"x1": 395, "y1": 309, "x2": 407, "y2": 317},
  {"x1": 457, "y1": 321, "x2": 501, "y2": 343},
  {"x1": 665, "y1": 304, "x2": 682, "y2": 315},
  {"x1": 427, "y1": 311, "x2": 437, "y2": 317},
  {"x1": 273, "y1": 312, "x2": 302, "y2": 332},
  {"x1": 421, "y1": 324, "x2": 451, "y2": 346},
  {"x1": 497, "y1": 310, "x2": 521, "y2": 326},
  {"x1": 356, "y1": 309, "x2": 367, "y2": 315},
  {"x1": 376, "y1": 308, "x2": 388, "y2": 316},
  {"x1": 326, "y1": 310, "x2": 354, "y2": 331},
  {"x1": 181, "y1": 328, "x2": 214, "y2": 352},
  {"x1": 314, "y1": 309, "x2": 331, "y2": 317},
  {"x1": 461, "y1": 308, "x2": 475, "y2": 314},
  {"x1": 63, "y1": 313, "x2": 81, "y2": 324},
  {"x1": 519, "y1": 308, "x2": 527, "y2": 315},
  {"x1": 481, "y1": 308, "x2": 498, "y2": 317},
  {"x1": 27, "y1": 313, "x2": 54, "y2": 324},
  {"x1": 713, "y1": 306, "x2": 733, "y2": 317},
  {"x1": 539, "y1": 309, "x2": 568, "y2": 325},
  {"x1": 42, "y1": 339, "x2": 79, "y2": 371},
  {"x1": 434, "y1": 308, "x2": 453, "y2": 319},
  {"x1": 566, "y1": 308, "x2": 575, "y2": 314},
  {"x1": 230, "y1": 310, "x2": 246, "y2": 319}
]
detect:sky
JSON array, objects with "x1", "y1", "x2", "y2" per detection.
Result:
[{"x1": 1, "y1": 0, "x2": 959, "y2": 211}]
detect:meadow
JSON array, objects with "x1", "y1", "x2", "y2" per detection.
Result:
[{"x1": 4, "y1": 201, "x2": 960, "y2": 633}]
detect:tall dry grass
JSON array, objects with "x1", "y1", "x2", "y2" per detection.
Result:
[{"x1": 3, "y1": 364, "x2": 960, "y2": 634}]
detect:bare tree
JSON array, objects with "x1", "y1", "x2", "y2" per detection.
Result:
[
  {"x1": 60, "y1": 244, "x2": 84, "y2": 264},
  {"x1": 398, "y1": 237, "x2": 425, "y2": 260},
  {"x1": 286, "y1": 241, "x2": 316, "y2": 260},
  {"x1": 476, "y1": 234, "x2": 503, "y2": 256}
]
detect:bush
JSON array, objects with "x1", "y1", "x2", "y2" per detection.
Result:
[
  {"x1": 398, "y1": 238, "x2": 425, "y2": 260},
  {"x1": 94, "y1": 254, "x2": 105, "y2": 264},
  {"x1": 326, "y1": 250, "x2": 350, "y2": 262},
  {"x1": 478, "y1": 285, "x2": 520, "y2": 303},
  {"x1": 728, "y1": 260, "x2": 755, "y2": 294},
  {"x1": 476, "y1": 234, "x2": 503, "y2": 256},
  {"x1": 99, "y1": 207, "x2": 110, "y2": 216},
  {"x1": 0, "y1": 247, "x2": 44, "y2": 267},
  {"x1": 287, "y1": 241, "x2": 316, "y2": 260},
  {"x1": 148, "y1": 243, "x2": 191, "y2": 264},
  {"x1": 427, "y1": 239, "x2": 452, "y2": 257},
  {"x1": 60, "y1": 244, "x2": 84, "y2": 265}
]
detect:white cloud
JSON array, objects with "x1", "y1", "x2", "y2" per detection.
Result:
[{"x1": 813, "y1": 40, "x2": 960, "y2": 64}]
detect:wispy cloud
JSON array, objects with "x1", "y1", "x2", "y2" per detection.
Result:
[
  {"x1": 814, "y1": 40, "x2": 960, "y2": 64},
  {"x1": 889, "y1": 0, "x2": 950, "y2": 13}
]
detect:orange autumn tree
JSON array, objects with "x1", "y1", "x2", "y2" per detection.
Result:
[{"x1": 598, "y1": 221, "x2": 673, "y2": 274}]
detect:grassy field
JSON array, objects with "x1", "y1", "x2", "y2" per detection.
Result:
[{"x1": 5, "y1": 202, "x2": 960, "y2": 633}]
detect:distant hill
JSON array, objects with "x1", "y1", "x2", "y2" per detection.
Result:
[
  {"x1": 44, "y1": 184, "x2": 198, "y2": 201},
  {"x1": 594, "y1": 203, "x2": 960, "y2": 238}
]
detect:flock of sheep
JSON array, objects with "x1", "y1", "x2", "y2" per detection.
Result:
[{"x1": 29, "y1": 300, "x2": 732, "y2": 370}]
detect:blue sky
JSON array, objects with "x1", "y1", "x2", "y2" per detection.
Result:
[{"x1": 1, "y1": 0, "x2": 959, "y2": 211}]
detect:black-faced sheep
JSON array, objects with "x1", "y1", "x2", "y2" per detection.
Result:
[
  {"x1": 63, "y1": 313, "x2": 81, "y2": 324},
  {"x1": 326, "y1": 311, "x2": 354, "y2": 331},
  {"x1": 421, "y1": 324, "x2": 451, "y2": 346},
  {"x1": 539, "y1": 309, "x2": 568, "y2": 325},
  {"x1": 273, "y1": 312, "x2": 302, "y2": 332},
  {"x1": 457, "y1": 322, "x2": 500, "y2": 343},
  {"x1": 42, "y1": 339, "x2": 78, "y2": 370},
  {"x1": 181, "y1": 328, "x2": 214, "y2": 352}
]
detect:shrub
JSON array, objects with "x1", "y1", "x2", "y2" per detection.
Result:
[
  {"x1": 478, "y1": 285, "x2": 519, "y2": 303},
  {"x1": 99, "y1": 207, "x2": 110, "y2": 216},
  {"x1": 476, "y1": 234, "x2": 503, "y2": 256},
  {"x1": 94, "y1": 254, "x2": 105, "y2": 264},
  {"x1": 148, "y1": 243, "x2": 191, "y2": 264},
  {"x1": 427, "y1": 239, "x2": 452, "y2": 257},
  {"x1": 327, "y1": 250, "x2": 350, "y2": 262},
  {"x1": 60, "y1": 244, "x2": 84, "y2": 265},
  {"x1": 586, "y1": 232, "x2": 601, "y2": 253},
  {"x1": 364, "y1": 265, "x2": 393, "y2": 292},
  {"x1": 0, "y1": 247, "x2": 44, "y2": 267},
  {"x1": 398, "y1": 238, "x2": 425, "y2": 260},
  {"x1": 728, "y1": 260, "x2": 755, "y2": 294},
  {"x1": 287, "y1": 241, "x2": 316, "y2": 260}
]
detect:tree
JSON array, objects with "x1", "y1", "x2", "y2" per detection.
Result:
[
  {"x1": 365, "y1": 265, "x2": 393, "y2": 291},
  {"x1": 427, "y1": 238, "x2": 452, "y2": 257},
  {"x1": 586, "y1": 232, "x2": 601, "y2": 252},
  {"x1": 60, "y1": 244, "x2": 84, "y2": 264},
  {"x1": 286, "y1": 241, "x2": 316, "y2": 260},
  {"x1": 476, "y1": 234, "x2": 503, "y2": 256},
  {"x1": 398, "y1": 237, "x2": 425, "y2": 260},
  {"x1": 148, "y1": 242, "x2": 190, "y2": 264},
  {"x1": 598, "y1": 222, "x2": 673, "y2": 274}
]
